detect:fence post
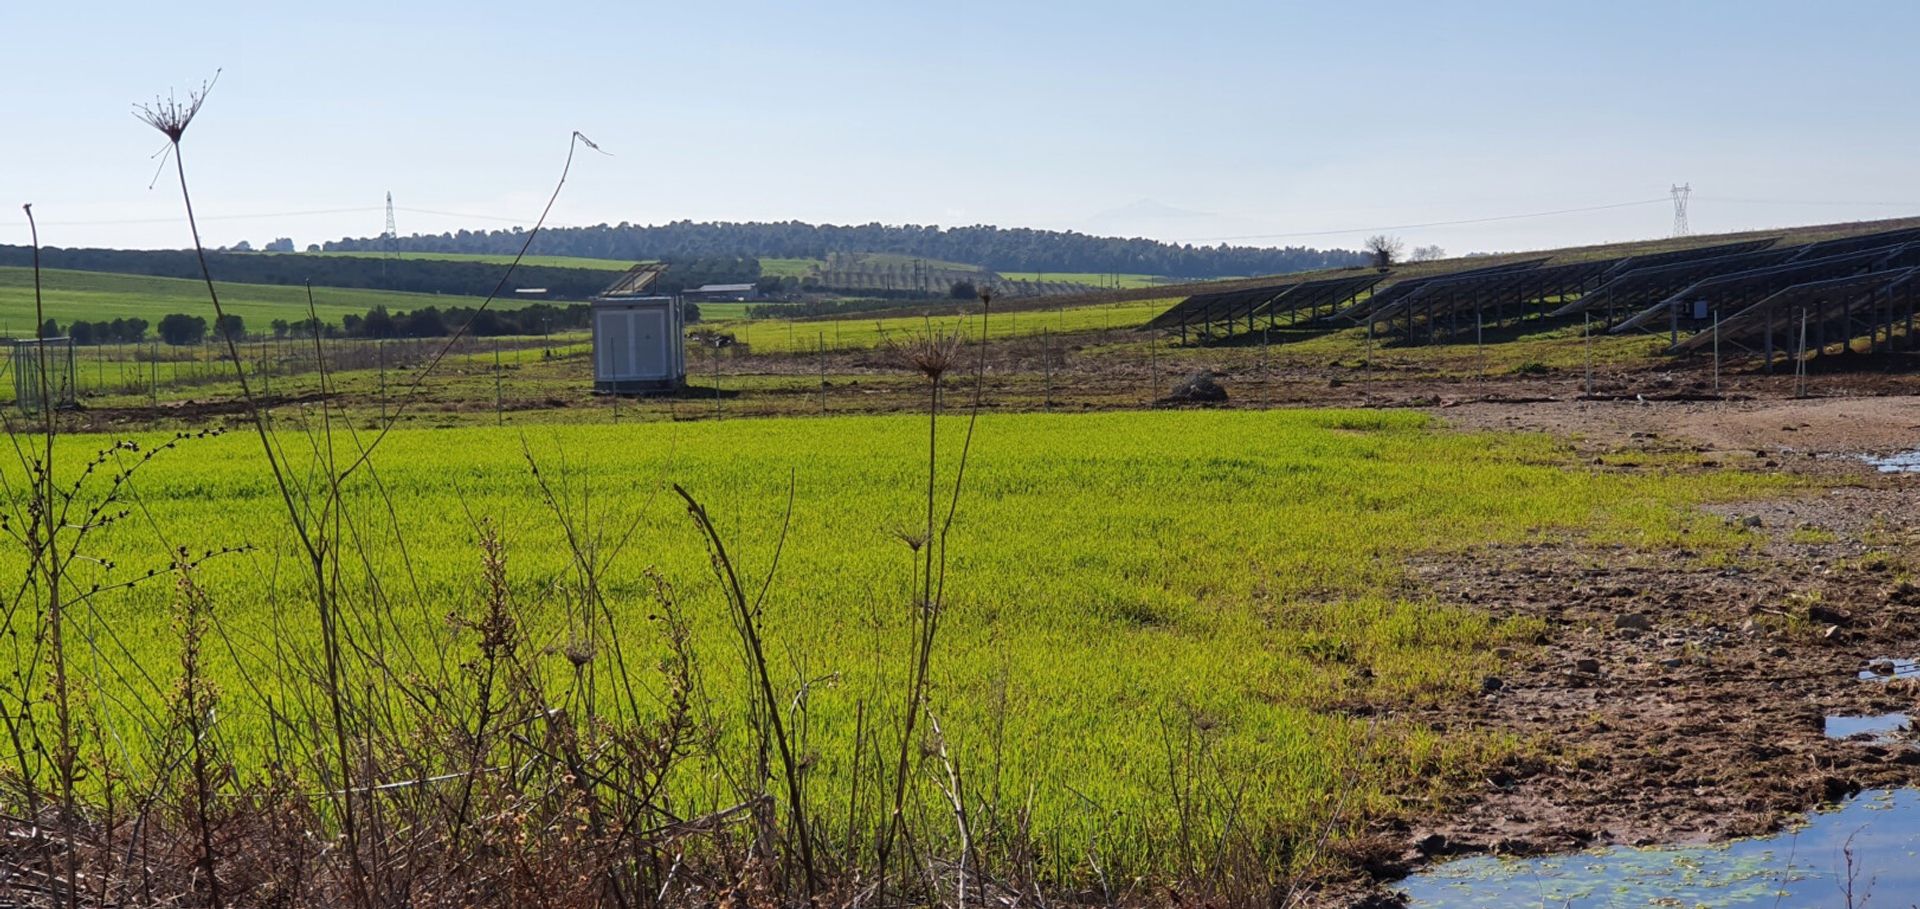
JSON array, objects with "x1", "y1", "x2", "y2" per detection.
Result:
[
  {"x1": 1795, "y1": 308, "x2": 1809, "y2": 398},
  {"x1": 818, "y1": 332, "x2": 827, "y2": 413},
  {"x1": 1043, "y1": 326, "x2": 1052, "y2": 412},
  {"x1": 1584, "y1": 311, "x2": 1593, "y2": 396},
  {"x1": 1476, "y1": 310, "x2": 1485, "y2": 380},
  {"x1": 1712, "y1": 312, "x2": 1721, "y2": 395},
  {"x1": 1148, "y1": 335, "x2": 1156, "y2": 401},
  {"x1": 1261, "y1": 327, "x2": 1270, "y2": 408},
  {"x1": 494, "y1": 340, "x2": 503, "y2": 425}
]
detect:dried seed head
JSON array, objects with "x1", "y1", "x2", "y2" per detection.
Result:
[
  {"x1": 886, "y1": 329, "x2": 963, "y2": 382},
  {"x1": 134, "y1": 70, "x2": 221, "y2": 143}
]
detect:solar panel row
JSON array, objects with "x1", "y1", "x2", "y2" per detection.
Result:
[{"x1": 1138, "y1": 224, "x2": 1920, "y2": 364}]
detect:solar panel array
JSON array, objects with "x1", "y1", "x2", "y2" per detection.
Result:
[
  {"x1": 1141, "y1": 275, "x2": 1382, "y2": 341},
  {"x1": 1612, "y1": 238, "x2": 1920, "y2": 334},
  {"x1": 1671, "y1": 268, "x2": 1919, "y2": 361},
  {"x1": 1139, "y1": 224, "x2": 1920, "y2": 365},
  {"x1": 1329, "y1": 258, "x2": 1550, "y2": 324},
  {"x1": 1365, "y1": 258, "x2": 1618, "y2": 342}
]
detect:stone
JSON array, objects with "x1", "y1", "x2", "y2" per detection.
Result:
[
  {"x1": 1613, "y1": 613, "x2": 1653, "y2": 631},
  {"x1": 1481, "y1": 675, "x2": 1505, "y2": 693},
  {"x1": 1808, "y1": 604, "x2": 1853, "y2": 626},
  {"x1": 1573, "y1": 657, "x2": 1601, "y2": 675},
  {"x1": 1156, "y1": 372, "x2": 1228, "y2": 406}
]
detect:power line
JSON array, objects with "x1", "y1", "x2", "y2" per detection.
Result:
[
  {"x1": 1693, "y1": 196, "x2": 1920, "y2": 209},
  {"x1": 1165, "y1": 198, "x2": 1671, "y2": 243},
  {"x1": 22, "y1": 206, "x2": 382, "y2": 227}
]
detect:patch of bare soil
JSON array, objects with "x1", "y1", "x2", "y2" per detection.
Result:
[{"x1": 1326, "y1": 398, "x2": 1920, "y2": 907}]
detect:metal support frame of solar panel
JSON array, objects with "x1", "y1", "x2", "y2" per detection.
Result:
[
  {"x1": 1611, "y1": 242, "x2": 1920, "y2": 339},
  {"x1": 1141, "y1": 290, "x2": 1230, "y2": 331},
  {"x1": 1671, "y1": 267, "x2": 1920, "y2": 370},
  {"x1": 1784, "y1": 226, "x2": 1920, "y2": 262},
  {"x1": 1247, "y1": 274, "x2": 1385, "y2": 329},
  {"x1": 1141, "y1": 284, "x2": 1292, "y2": 342},
  {"x1": 1366, "y1": 259, "x2": 1598, "y2": 326},
  {"x1": 1178, "y1": 285, "x2": 1291, "y2": 339},
  {"x1": 1367, "y1": 258, "x2": 1617, "y2": 343},
  {"x1": 1548, "y1": 245, "x2": 1804, "y2": 321},
  {"x1": 1327, "y1": 258, "x2": 1550, "y2": 324}
]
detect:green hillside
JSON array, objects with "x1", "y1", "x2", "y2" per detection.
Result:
[{"x1": 0, "y1": 267, "x2": 506, "y2": 336}]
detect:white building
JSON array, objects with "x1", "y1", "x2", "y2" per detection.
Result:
[{"x1": 591, "y1": 265, "x2": 685, "y2": 392}]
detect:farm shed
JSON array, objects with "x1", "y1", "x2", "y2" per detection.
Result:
[
  {"x1": 683, "y1": 283, "x2": 758, "y2": 302},
  {"x1": 591, "y1": 265, "x2": 685, "y2": 392}
]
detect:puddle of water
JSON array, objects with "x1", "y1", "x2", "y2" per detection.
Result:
[
  {"x1": 1825, "y1": 713, "x2": 1910, "y2": 741},
  {"x1": 1398, "y1": 789, "x2": 1920, "y2": 908},
  {"x1": 1859, "y1": 658, "x2": 1920, "y2": 681},
  {"x1": 1864, "y1": 449, "x2": 1920, "y2": 473}
]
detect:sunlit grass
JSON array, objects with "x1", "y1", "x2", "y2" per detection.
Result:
[{"x1": 13, "y1": 408, "x2": 1785, "y2": 874}]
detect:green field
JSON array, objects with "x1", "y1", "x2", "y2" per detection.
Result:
[
  {"x1": 996, "y1": 271, "x2": 1170, "y2": 289},
  {"x1": 760, "y1": 256, "x2": 825, "y2": 278},
  {"x1": 717, "y1": 297, "x2": 1175, "y2": 352},
  {"x1": 15, "y1": 408, "x2": 1778, "y2": 879},
  {"x1": 0, "y1": 266, "x2": 507, "y2": 335}
]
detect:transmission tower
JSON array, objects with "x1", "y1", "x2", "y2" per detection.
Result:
[
  {"x1": 383, "y1": 191, "x2": 398, "y2": 256},
  {"x1": 1670, "y1": 183, "x2": 1692, "y2": 237}
]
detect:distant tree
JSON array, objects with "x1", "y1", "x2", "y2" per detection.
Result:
[
  {"x1": 304, "y1": 243, "x2": 321, "y2": 253},
  {"x1": 112, "y1": 317, "x2": 149, "y2": 343},
  {"x1": 360, "y1": 306, "x2": 396, "y2": 339},
  {"x1": 229, "y1": 240, "x2": 254, "y2": 253},
  {"x1": 214, "y1": 313, "x2": 245, "y2": 341},
  {"x1": 754, "y1": 276, "x2": 784, "y2": 295},
  {"x1": 401, "y1": 308, "x2": 448, "y2": 337},
  {"x1": 157, "y1": 313, "x2": 207, "y2": 346},
  {"x1": 950, "y1": 279, "x2": 977, "y2": 300},
  {"x1": 38, "y1": 318, "x2": 59, "y2": 338},
  {"x1": 1409, "y1": 244, "x2": 1446, "y2": 262},
  {"x1": 263, "y1": 237, "x2": 295, "y2": 253},
  {"x1": 270, "y1": 318, "x2": 290, "y2": 339},
  {"x1": 1365, "y1": 235, "x2": 1404, "y2": 269},
  {"x1": 468, "y1": 310, "x2": 511, "y2": 336},
  {"x1": 68, "y1": 321, "x2": 94, "y2": 346},
  {"x1": 682, "y1": 301, "x2": 703, "y2": 324}
]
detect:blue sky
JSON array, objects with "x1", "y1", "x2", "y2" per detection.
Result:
[{"x1": 4, "y1": 0, "x2": 1917, "y2": 256}]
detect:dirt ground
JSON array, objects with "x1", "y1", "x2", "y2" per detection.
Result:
[{"x1": 1318, "y1": 390, "x2": 1920, "y2": 907}]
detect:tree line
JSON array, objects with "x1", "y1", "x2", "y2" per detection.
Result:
[
  {"x1": 34, "y1": 300, "x2": 705, "y2": 347},
  {"x1": 320, "y1": 220, "x2": 1368, "y2": 279},
  {"x1": 0, "y1": 246, "x2": 759, "y2": 299}
]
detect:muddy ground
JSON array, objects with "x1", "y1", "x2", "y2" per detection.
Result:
[{"x1": 1317, "y1": 391, "x2": 1920, "y2": 907}]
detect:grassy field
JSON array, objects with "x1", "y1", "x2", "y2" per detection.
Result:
[
  {"x1": 996, "y1": 271, "x2": 1171, "y2": 289},
  {"x1": 715, "y1": 298, "x2": 1176, "y2": 353},
  {"x1": 16, "y1": 408, "x2": 1781, "y2": 879},
  {"x1": 761, "y1": 256, "x2": 825, "y2": 278},
  {"x1": 0, "y1": 266, "x2": 507, "y2": 334}
]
